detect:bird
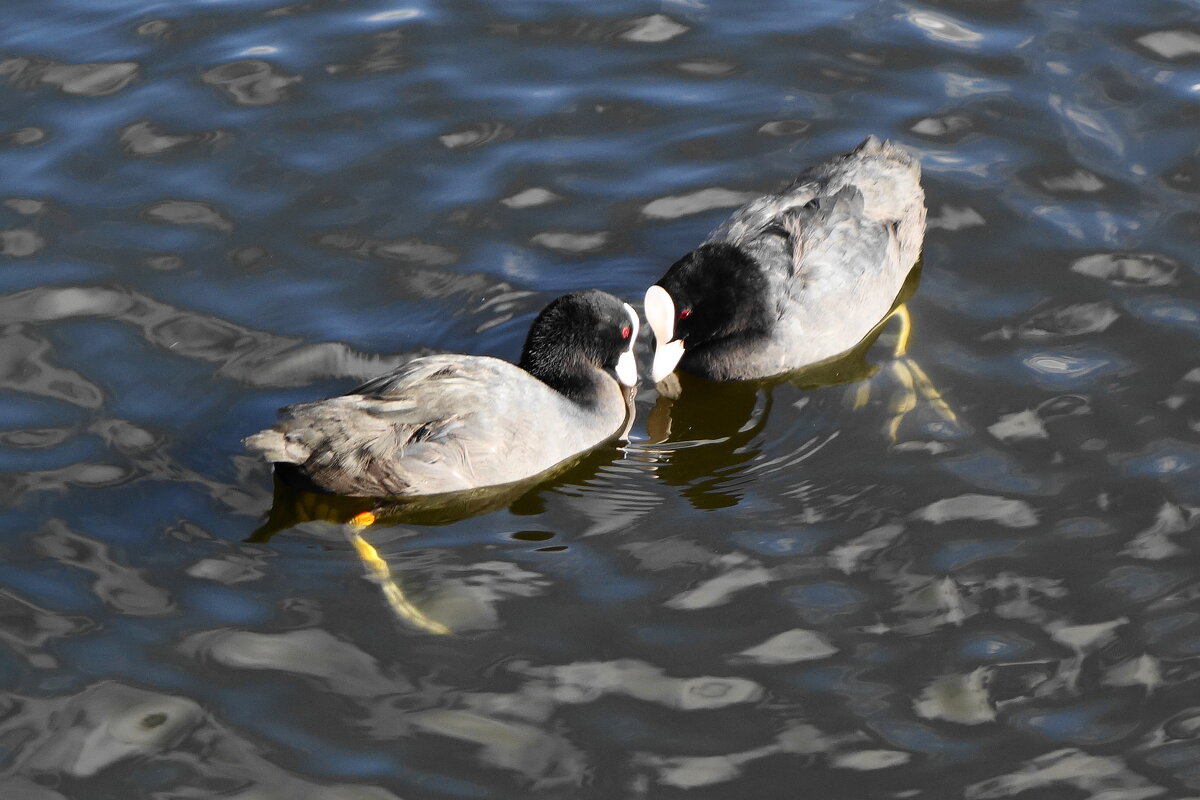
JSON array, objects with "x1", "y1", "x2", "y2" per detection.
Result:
[
  {"x1": 644, "y1": 135, "x2": 926, "y2": 383},
  {"x1": 244, "y1": 290, "x2": 639, "y2": 498}
]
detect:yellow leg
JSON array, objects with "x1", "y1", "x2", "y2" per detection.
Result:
[
  {"x1": 884, "y1": 361, "x2": 914, "y2": 442},
  {"x1": 904, "y1": 358, "x2": 959, "y2": 428},
  {"x1": 852, "y1": 382, "x2": 871, "y2": 411},
  {"x1": 892, "y1": 303, "x2": 912, "y2": 358},
  {"x1": 346, "y1": 511, "x2": 451, "y2": 635},
  {"x1": 873, "y1": 305, "x2": 961, "y2": 443}
]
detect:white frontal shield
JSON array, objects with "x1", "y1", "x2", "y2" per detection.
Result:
[{"x1": 644, "y1": 285, "x2": 686, "y2": 383}]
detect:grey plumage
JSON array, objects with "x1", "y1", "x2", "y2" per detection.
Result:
[
  {"x1": 711, "y1": 135, "x2": 924, "y2": 270},
  {"x1": 245, "y1": 291, "x2": 638, "y2": 497},
  {"x1": 651, "y1": 135, "x2": 926, "y2": 381},
  {"x1": 245, "y1": 355, "x2": 628, "y2": 497}
]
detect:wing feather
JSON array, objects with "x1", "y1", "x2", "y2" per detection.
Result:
[{"x1": 246, "y1": 355, "x2": 516, "y2": 496}]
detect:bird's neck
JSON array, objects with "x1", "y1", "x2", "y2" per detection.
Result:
[{"x1": 520, "y1": 353, "x2": 606, "y2": 408}]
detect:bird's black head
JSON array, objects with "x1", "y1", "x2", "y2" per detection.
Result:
[
  {"x1": 655, "y1": 243, "x2": 772, "y2": 345},
  {"x1": 519, "y1": 290, "x2": 638, "y2": 401},
  {"x1": 645, "y1": 243, "x2": 772, "y2": 382},
  {"x1": 657, "y1": 243, "x2": 772, "y2": 346}
]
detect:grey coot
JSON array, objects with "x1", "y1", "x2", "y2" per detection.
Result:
[
  {"x1": 244, "y1": 290, "x2": 639, "y2": 497},
  {"x1": 645, "y1": 135, "x2": 925, "y2": 382}
]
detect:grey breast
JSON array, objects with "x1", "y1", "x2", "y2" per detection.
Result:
[
  {"x1": 244, "y1": 355, "x2": 628, "y2": 497},
  {"x1": 707, "y1": 136, "x2": 925, "y2": 375}
]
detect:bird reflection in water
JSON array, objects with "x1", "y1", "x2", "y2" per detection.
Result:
[
  {"x1": 247, "y1": 423, "x2": 634, "y2": 634},
  {"x1": 642, "y1": 262, "x2": 962, "y2": 493},
  {"x1": 248, "y1": 479, "x2": 539, "y2": 636},
  {"x1": 247, "y1": 481, "x2": 471, "y2": 635},
  {"x1": 853, "y1": 260, "x2": 960, "y2": 443},
  {"x1": 638, "y1": 376, "x2": 772, "y2": 510},
  {"x1": 345, "y1": 511, "x2": 450, "y2": 635}
]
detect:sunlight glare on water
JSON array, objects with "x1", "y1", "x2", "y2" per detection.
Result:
[{"x1": 0, "y1": 0, "x2": 1198, "y2": 797}]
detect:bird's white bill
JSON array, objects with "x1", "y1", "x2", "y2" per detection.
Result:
[
  {"x1": 643, "y1": 284, "x2": 675, "y2": 346},
  {"x1": 616, "y1": 349, "x2": 638, "y2": 387},
  {"x1": 651, "y1": 338, "x2": 685, "y2": 383},
  {"x1": 645, "y1": 285, "x2": 685, "y2": 383},
  {"x1": 615, "y1": 302, "x2": 640, "y2": 387}
]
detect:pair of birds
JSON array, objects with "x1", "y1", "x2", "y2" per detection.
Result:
[{"x1": 246, "y1": 136, "x2": 926, "y2": 498}]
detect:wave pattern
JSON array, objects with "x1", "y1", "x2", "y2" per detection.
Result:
[{"x1": 0, "y1": 0, "x2": 1198, "y2": 797}]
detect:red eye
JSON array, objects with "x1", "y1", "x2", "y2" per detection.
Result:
[
  {"x1": 679, "y1": 308, "x2": 692, "y2": 320},
  {"x1": 621, "y1": 325, "x2": 631, "y2": 339}
]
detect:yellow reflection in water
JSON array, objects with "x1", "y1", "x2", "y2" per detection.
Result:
[{"x1": 647, "y1": 260, "x2": 961, "y2": 446}]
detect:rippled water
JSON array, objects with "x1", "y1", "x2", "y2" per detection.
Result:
[{"x1": 2, "y1": 0, "x2": 1199, "y2": 797}]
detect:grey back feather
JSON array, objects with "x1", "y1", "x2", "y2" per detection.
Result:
[
  {"x1": 244, "y1": 354, "x2": 628, "y2": 497},
  {"x1": 699, "y1": 136, "x2": 924, "y2": 375}
]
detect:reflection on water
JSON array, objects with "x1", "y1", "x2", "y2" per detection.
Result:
[{"x1": 2, "y1": 0, "x2": 1199, "y2": 797}]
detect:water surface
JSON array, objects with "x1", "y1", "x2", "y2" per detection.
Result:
[{"x1": 2, "y1": 0, "x2": 1199, "y2": 797}]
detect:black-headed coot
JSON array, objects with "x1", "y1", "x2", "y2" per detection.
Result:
[
  {"x1": 645, "y1": 135, "x2": 925, "y2": 383},
  {"x1": 245, "y1": 290, "x2": 639, "y2": 497}
]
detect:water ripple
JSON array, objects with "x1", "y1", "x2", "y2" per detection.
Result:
[{"x1": 1, "y1": 0, "x2": 1198, "y2": 796}]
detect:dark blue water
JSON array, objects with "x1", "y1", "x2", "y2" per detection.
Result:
[{"x1": 2, "y1": 0, "x2": 1199, "y2": 797}]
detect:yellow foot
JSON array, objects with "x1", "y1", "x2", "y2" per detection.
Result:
[
  {"x1": 852, "y1": 381, "x2": 872, "y2": 411},
  {"x1": 885, "y1": 358, "x2": 919, "y2": 443},
  {"x1": 867, "y1": 305, "x2": 962, "y2": 445},
  {"x1": 346, "y1": 511, "x2": 451, "y2": 635}
]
